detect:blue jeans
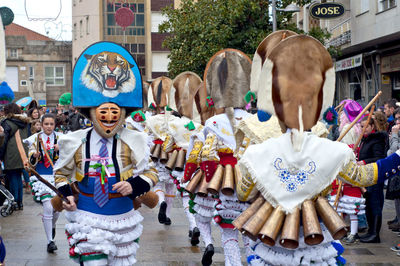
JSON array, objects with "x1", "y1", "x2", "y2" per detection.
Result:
[
  {"x1": 366, "y1": 183, "x2": 385, "y2": 216},
  {"x1": 5, "y1": 169, "x2": 23, "y2": 204},
  {"x1": 22, "y1": 169, "x2": 30, "y2": 184}
]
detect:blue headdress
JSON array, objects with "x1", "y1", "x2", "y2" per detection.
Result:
[{"x1": 72, "y1": 41, "x2": 143, "y2": 113}]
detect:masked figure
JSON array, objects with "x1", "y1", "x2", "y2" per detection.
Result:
[
  {"x1": 183, "y1": 49, "x2": 253, "y2": 266},
  {"x1": 235, "y1": 31, "x2": 400, "y2": 265},
  {"x1": 54, "y1": 42, "x2": 158, "y2": 265}
]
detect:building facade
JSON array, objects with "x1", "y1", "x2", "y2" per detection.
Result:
[
  {"x1": 72, "y1": 0, "x2": 181, "y2": 81},
  {"x1": 5, "y1": 23, "x2": 72, "y2": 107}
]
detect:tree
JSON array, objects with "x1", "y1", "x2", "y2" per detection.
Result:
[{"x1": 159, "y1": 0, "x2": 331, "y2": 78}]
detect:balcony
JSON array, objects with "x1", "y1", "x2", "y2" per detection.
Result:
[{"x1": 328, "y1": 30, "x2": 351, "y2": 47}]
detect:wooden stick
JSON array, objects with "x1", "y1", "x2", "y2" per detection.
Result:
[{"x1": 334, "y1": 91, "x2": 382, "y2": 210}]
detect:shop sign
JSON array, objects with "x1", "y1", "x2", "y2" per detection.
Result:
[
  {"x1": 381, "y1": 53, "x2": 400, "y2": 73},
  {"x1": 382, "y1": 75, "x2": 391, "y2": 85},
  {"x1": 335, "y1": 54, "x2": 362, "y2": 72},
  {"x1": 309, "y1": 2, "x2": 345, "y2": 19}
]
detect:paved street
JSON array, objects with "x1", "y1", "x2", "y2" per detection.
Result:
[{"x1": 1, "y1": 191, "x2": 400, "y2": 265}]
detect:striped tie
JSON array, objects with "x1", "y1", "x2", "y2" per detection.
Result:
[{"x1": 93, "y1": 138, "x2": 109, "y2": 207}]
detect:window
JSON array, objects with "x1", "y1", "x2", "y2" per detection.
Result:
[
  {"x1": 151, "y1": 13, "x2": 168, "y2": 32},
  {"x1": 378, "y1": 0, "x2": 396, "y2": 12},
  {"x1": 360, "y1": 0, "x2": 369, "y2": 13},
  {"x1": 9, "y1": 49, "x2": 18, "y2": 58},
  {"x1": 80, "y1": 20, "x2": 83, "y2": 37},
  {"x1": 123, "y1": 43, "x2": 145, "y2": 73},
  {"x1": 86, "y1": 16, "x2": 90, "y2": 35},
  {"x1": 20, "y1": 80, "x2": 27, "y2": 86},
  {"x1": 106, "y1": 1, "x2": 145, "y2": 36},
  {"x1": 29, "y1": 66, "x2": 34, "y2": 80},
  {"x1": 45, "y1": 66, "x2": 64, "y2": 86},
  {"x1": 74, "y1": 23, "x2": 77, "y2": 40}
]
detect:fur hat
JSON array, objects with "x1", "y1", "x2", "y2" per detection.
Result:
[
  {"x1": 250, "y1": 30, "x2": 298, "y2": 95},
  {"x1": 204, "y1": 49, "x2": 252, "y2": 129},
  {"x1": 197, "y1": 81, "x2": 215, "y2": 125},
  {"x1": 204, "y1": 49, "x2": 252, "y2": 110},
  {"x1": 148, "y1": 76, "x2": 173, "y2": 110},
  {"x1": 142, "y1": 81, "x2": 150, "y2": 111},
  {"x1": 253, "y1": 34, "x2": 335, "y2": 132},
  {"x1": 170, "y1": 71, "x2": 202, "y2": 123}
]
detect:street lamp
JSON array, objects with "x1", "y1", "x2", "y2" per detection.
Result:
[{"x1": 271, "y1": 1, "x2": 301, "y2": 31}]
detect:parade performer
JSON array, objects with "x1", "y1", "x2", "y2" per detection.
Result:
[
  {"x1": 233, "y1": 31, "x2": 400, "y2": 266},
  {"x1": 24, "y1": 113, "x2": 61, "y2": 252},
  {"x1": 54, "y1": 42, "x2": 158, "y2": 265},
  {"x1": 329, "y1": 100, "x2": 366, "y2": 244},
  {"x1": 183, "y1": 49, "x2": 252, "y2": 266},
  {"x1": 145, "y1": 76, "x2": 176, "y2": 225},
  {"x1": 161, "y1": 71, "x2": 205, "y2": 245}
]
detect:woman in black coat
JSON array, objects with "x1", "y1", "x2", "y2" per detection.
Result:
[
  {"x1": 358, "y1": 112, "x2": 389, "y2": 243},
  {"x1": 0, "y1": 103, "x2": 30, "y2": 210}
]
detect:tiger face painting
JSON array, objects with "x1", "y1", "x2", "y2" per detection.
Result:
[{"x1": 81, "y1": 52, "x2": 136, "y2": 98}]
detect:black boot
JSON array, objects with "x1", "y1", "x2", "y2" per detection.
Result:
[
  {"x1": 360, "y1": 215, "x2": 381, "y2": 243},
  {"x1": 191, "y1": 227, "x2": 200, "y2": 246},
  {"x1": 52, "y1": 228, "x2": 56, "y2": 239},
  {"x1": 360, "y1": 211, "x2": 374, "y2": 240},
  {"x1": 158, "y1": 201, "x2": 167, "y2": 224},
  {"x1": 47, "y1": 241, "x2": 58, "y2": 253},
  {"x1": 201, "y1": 244, "x2": 214, "y2": 266}
]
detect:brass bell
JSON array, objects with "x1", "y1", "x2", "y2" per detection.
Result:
[
  {"x1": 206, "y1": 164, "x2": 224, "y2": 195},
  {"x1": 165, "y1": 150, "x2": 178, "y2": 170},
  {"x1": 184, "y1": 170, "x2": 203, "y2": 194},
  {"x1": 233, "y1": 196, "x2": 265, "y2": 233},
  {"x1": 279, "y1": 207, "x2": 300, "y2": 249},
  {"x1": 243, "y1": 201, "x2": 274, "y2": 241},
  {"x1": 151, "y1": 144, "x2": 161, "y2": 162},
  {"x1": 221, "y1": 164, "x2": 235, "y2": 196},
  {"x1": 258, "y1": 206, "x2": 285, "y2": 246},
  {"x1": 315, "y1": 196, "x2": 348, "y2": 240},
  {"x1": 302, "y1": 199, "x2": 324, "y2": 245},
  {"x1": 174, "y1": 149, "x2": 186, "y2": 171}
]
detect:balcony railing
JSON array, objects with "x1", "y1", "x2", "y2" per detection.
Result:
[{"x1": 328, "y1": 30, "x2": 351, "y2": 47}]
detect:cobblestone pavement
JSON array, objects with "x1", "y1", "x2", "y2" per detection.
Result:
[{"x1": 1, "y1": 191, "x2": 400, "y2": 265}]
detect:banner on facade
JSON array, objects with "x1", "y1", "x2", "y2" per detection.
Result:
[
  {"x1": 335, "y1": 54, "x2": 362, "y2": 72},
  {"x1": 381, "y1": 53, "x2": 400, "y2": 73}
]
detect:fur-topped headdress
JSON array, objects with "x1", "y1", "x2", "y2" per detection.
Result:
[
  {"x1": 252, "y1": 34, "x2": 335, "y2": 133},
  {"x1": 204, "y1": 49, "x2": 252, "y2": 129},
  {"x1": 197, "y1": 81, "x2": 215, "y2": 125},
  {"x1": 141, "y1": 81, "x2": 150, "y2": 112},
  {"x1": 147, "y1": 76, "x2": 173, "y2": 111},
  {"x1": 170, "y1": 71, "x2": 202, "y2": 123},
  {"x1": 250, "y1": 30, "x2": 298, "y2": 98}
]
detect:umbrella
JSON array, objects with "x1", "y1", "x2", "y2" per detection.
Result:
[{"x1": 15, "y1": 96, "x2": 33, "y2": 107}]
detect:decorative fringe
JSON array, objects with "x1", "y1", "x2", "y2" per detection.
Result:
[{"x1": 241, "y1": 140, "x2": 355, "y2": 214}]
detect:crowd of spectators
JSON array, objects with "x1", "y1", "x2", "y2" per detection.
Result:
[{"x1": 0, "y1": 101, "x2": 89, "y2": 211}]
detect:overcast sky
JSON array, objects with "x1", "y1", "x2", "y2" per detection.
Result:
[{"x1": 1, "y1": 0, "x2": 72, "y2": 41}]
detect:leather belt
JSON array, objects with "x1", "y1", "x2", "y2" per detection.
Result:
[{"x1": 80, "y1": 191, "x2": 124, "y2": 199}]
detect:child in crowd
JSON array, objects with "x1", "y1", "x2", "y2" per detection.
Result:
[{"x1": 24, "y1": 114, "x2": 62, "y2": 253}]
